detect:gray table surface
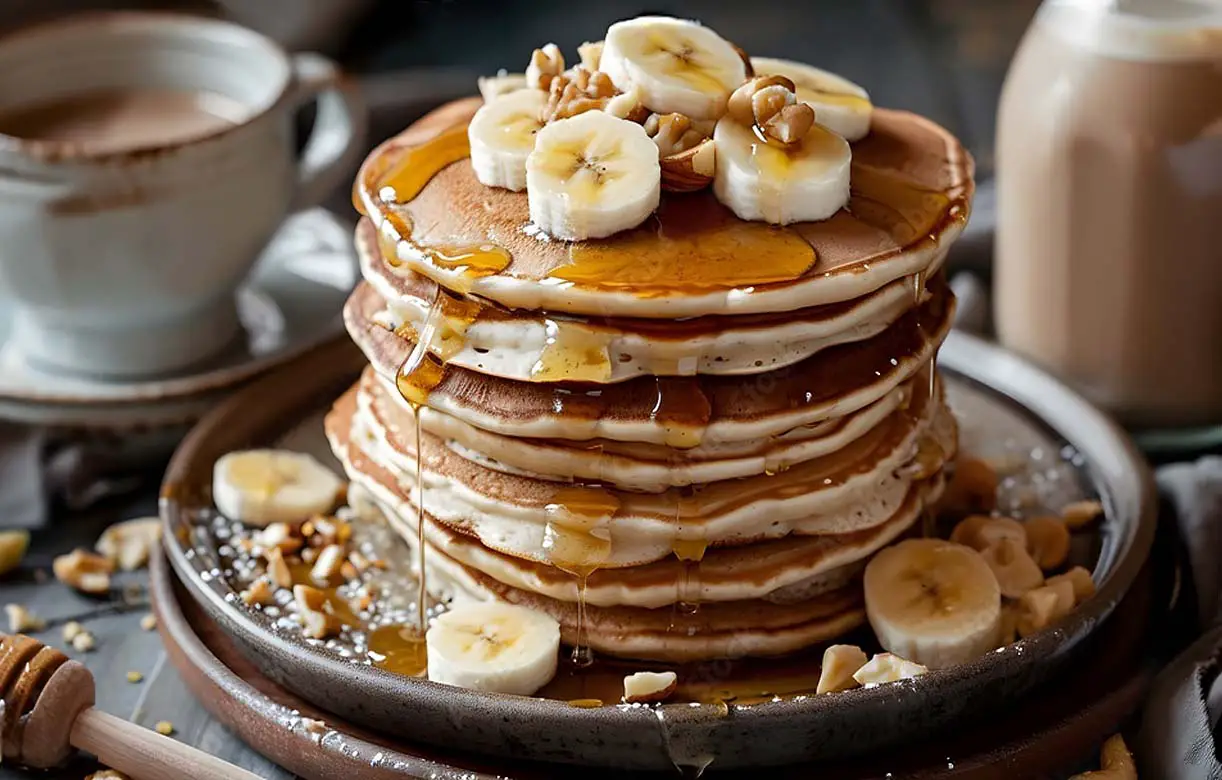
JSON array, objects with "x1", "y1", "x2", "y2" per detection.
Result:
[{"x1": 0, "y1": 2, "x2": 1035, "y2": 776}]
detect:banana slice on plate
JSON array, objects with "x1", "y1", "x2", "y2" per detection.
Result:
[
  {"x1": 600, "y1": 16, "x2": 747, "y2": 120},
  {"x1": 526, "y1": 110, "x2": 661, "y2": 240},
  {"x1": 426, "y1": 602, "x2": 561, "y2": 695},
  {"x1": 468, "y1": 88, "x2": 547, "y2": 191},
  {"x1": 750, "y1": 57, "x2": 873, "y2": 141},
  {"x1": 864, "y1": 538, "x2": 1002, "y2": 670},
  {"x1": 713, "y1": 115, "x2": 851, "y2": 225},
  {"x1": 212, "y1": 450, "x2": 345, "y2": 527}
]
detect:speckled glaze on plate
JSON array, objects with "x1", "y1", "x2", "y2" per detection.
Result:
[{"x1": 160, "y1": 332, "x2": 1156, "y2": 771}]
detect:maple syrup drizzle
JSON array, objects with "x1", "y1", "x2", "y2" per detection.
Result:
[
  {"x1": 672, "y1": 486, "x2": 707, "y2": 618},
  {"x1": 651, "y1": 377, "x2": 711, "y2": 449},
  {"x1": 849, "y1": 164, "x2": 956, "y2": 247},
  {"x1": 542, "y1": 485, "x2": 621, "y2": 667},
  {"x1": 548, "y1": 196, "x2": 818, "y2": 296},
  {"x1": 367, "y1": 624, "x2": 428, "y2": 677},
  {"x1": 531, "y1": 319, "x2": 614, "y2": 382},
  {"x1": 372, "y1": 124, "x2": 512, "y2": 289}
]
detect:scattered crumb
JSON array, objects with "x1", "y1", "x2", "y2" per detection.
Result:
[
  {"x1": 5, "y1": 603, "x2": 45, "y2": 633},
  {"x1": 623, "y1": 671, "x2": 678, "y2": 704},
  {"x1": 52, "y1": 548, "x2": 114, "y2": 594},
  {"x1": 62, "y1": 620, "x2": 84, "y2": 642},
  {"x1": 72, "y1": 631, "x2": 97, "y2": 653},
  {"x1": 96, "y1": 517, "x2": 162, "y2": 571},
  {"x1": 85, "y1": 770, "x2": 129, "y2": 780},
  {"x1": 301, "y1": 718, "x2": 328, "y2": 735},
  {"x1": 140, "y1": 614, "x2": 158, "y2": 632},
  {"x1": 126, "y1": 671, "x2": 144, "y2": 684},
  {"x1": 154, "y1": 720, "x2": 175, "y2": 736}
]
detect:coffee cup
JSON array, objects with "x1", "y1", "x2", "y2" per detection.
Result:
[{"x1": 0, "y1": 11, "x2": 365, "y2": 378}]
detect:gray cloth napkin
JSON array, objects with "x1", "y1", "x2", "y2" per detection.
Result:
[{"x1": 951, "y1": 267, "x2": 1222, "y2": 778}]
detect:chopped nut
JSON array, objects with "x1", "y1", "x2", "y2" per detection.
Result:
[
  {"x1": 140, "y1": 614, "x2": 158, "y2": 632},
  {"x1": 53, "y1": 548, "x2": 114, "y2": 594},
  {"x1": 294, "y1": 584, "x2": 342, "y2": 640},
  {"x1": 1070, "y1": 734, "x2": 1137, "y2": 780},
  {"x1": 353, "y1": 584, "x2": 379, "y2": 613},
  {"x1": 311, "y1": 544, "x2": 345, "y2": 583},
  {"x1": 300, "y1": 547, "x2": 319, "y2": 564},
  {"x1": 577, "y1": 40, "x2": 603, "y2": 71},
  {"x1": 1062, "y1": 499, "x2": 1104, "y2": 530},
  {"x1": 727, "y1": 75, "x2": 796, "y2": 126},
  {"x1": 253, "y1": 523, "x2": 303, "y2": 555},
  {"x1": 980, "y1": 537, "x2": 1045, "y2": 599},
  {"x1": 72, "y1": 631, "x2": 96, "y2": 652},
  {"x1": 0, "y1": 529, "x2": 30, "y2": 576},
  {"x1": 264, "y1": 547, "x2": 292, "y2": 589},
  {"x1": 1047, "y1": 566, "x2": 1096, "y2": 602},
  {"x1": 543, "y1": 68, "x2": 617, "y2": 122},
  {"x1": 339, "y1": 562, "x2": 359, "y2": 581},
  {"x1": 63, "y1": 620, "x2": 84, "y2": 642},
  {"x1": 762, "y1": 102, "x2": 815, "y2": 145},
  {"x1": 604, "y1": 86, "x2": 649, "y2": 123},
  {"x1": 817, "y1": 644, "x2": 868, "y2": 694},
  {"x1": 526, "y1": 43, "x2": 565, "y2": 90},
  {"x1": 5, "y1": 603, "x2": 45, "y2": 633},
  {"x1": 95, "y1": 517, "x2": 162, "y2": 571},
  {"x1": 1024, "y1": 515, "x2": 1071, "y2": 570},
  {"x1": 623, "y1": 671, "x2": 678, "y2": 704},
  {"x1": 240, "y1": 576, "x2": 275, "y2": 607},
  {"x1": 951, "y1": 516, "x2": 1027, "y2": 552},
  {"x1": 154, "y1": 720, "x2": 175, "y2": 736},
  {"x1": 852, "y1": 653, "x2": 927, "y2": 686},
  {"x1": 938, "y1": 456, "x2": 999, "y2": 514},
  {"x1": 1016, "y1": 579, "x2": 1075, "y2": 637},
  {"x1": 348, "y1": 550, "x2": 371, "y2": 573},
  {"x1": 301, "y1": 717, "x2": 328, "y2": 736},
  {"x1": 126, "y1": 671, "x2": 144, "y2": 683},
  {"x1": 644, "y1": 113, "x2": 707, "y2": 158},
  {"x1": 85, "y1": 771, "x2": 129, "y2": 780}
]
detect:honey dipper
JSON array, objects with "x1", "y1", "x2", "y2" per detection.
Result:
[{"x1": 0, "y1": 633, "x2": 260, "y2": 779}]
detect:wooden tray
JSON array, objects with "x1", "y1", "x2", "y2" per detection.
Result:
[{"x1": 150, "y1": 543, "x2": 1163, "y2": 779}]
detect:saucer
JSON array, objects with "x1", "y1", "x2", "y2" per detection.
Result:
[{"x1": 0, "y1": 208, "x2": 356, "y2": 429}]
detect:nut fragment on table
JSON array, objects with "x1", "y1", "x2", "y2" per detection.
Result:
[
  {"x1": 817, "y1": 644, "x2": 868, "y2": 694},
  {"x1": 623, "y1": 670, "x2": 678, "y2": 703},
  {"x1": 126, "y1": 670, "x2": 144, "y2": 683},
  {"x1": 5, "y1": 603, "x2": 45, "y2": 633},
  {"x1": 140, "y1": 614, "x2": 158, "y2": 632},
  {"x1": 53, "y1": 548, "x2": 114, "y2": 594},
  {"x1": 0, "y1": 529, "x2": 30, "y2": 576},
  {"x1": 1062, "y1": 499, "x2": 1104, "y2": 530},
  {"x1": 72, "y1": 631, "x2": 96, "y2": 652},
  {"x1": 852, "y1": 653, "x2": 927, "y2": 686},
  {"x1": 95, "y1": 517, "x2": 162, "y2": 571},
  {"x1": 154, "y1": 720, "x2": 175, "y2": 736},
  {"x1": 1069, "y1": 733, "x2": 1138, "y2": 780},
  {"x1": 62, "y1": 620, "x2": 84, "y2": 642}
]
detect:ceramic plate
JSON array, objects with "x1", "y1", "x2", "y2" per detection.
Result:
[
  {"x1": 0, "y1": 208, "x2": 355, "y2": 427},
  {"x1": 161, "y1": 333, "x2": 1156, "y2": 771}
]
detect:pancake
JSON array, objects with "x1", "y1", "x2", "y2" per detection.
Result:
[
  {"x1": 359, "y1": 367, "x2": 913, "y2": 491},
  {"x1": 355, "y1": 98, "x2": 973, "y2": 319},
  {"x1": 347, "y1": 369, "x2": 957, "y2": 567},
  {"x1": 345, "y1": 275, "x2": 955, "y2": 446},
  {"x1": 331, "y1": 388, "x2": 946, "y2": 609},
  {"x1": 357, "y1": 218, "x2": 943, "y2": 383}
]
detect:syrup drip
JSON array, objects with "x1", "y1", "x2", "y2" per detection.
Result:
[
  {"x1": 548, "y1": 196, "x2": 818, "y2": 295},
  {"x1": 651, "y1": 377, "x2": 711, "y2": 449},
  {"x1": 372, "y1": 124, "x2": 512, "y2": 289},
  {"x1": 671, "y1": 486, "x2": 707, "y2": 618},
  {"x1": 849, "y1": 165, "x2": 955, "y2": 247},
  {"x1": 367, "y1": 624, "x2": 428, "y2": 677},
  {"x1": 542, "y1": 485, "x2": 621, "y2": 667},
  {"x1": 531, "y1": 319, "x2": 614, "y2": 382}
]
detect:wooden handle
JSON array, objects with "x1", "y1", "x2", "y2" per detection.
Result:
[{"x1": 71, "y1": 708, "x2": 262, "y2": 780}]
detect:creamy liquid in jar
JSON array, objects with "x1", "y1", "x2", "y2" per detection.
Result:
[{"x1": 995, "y1": 0, "x2": 1222, "y2": 429}]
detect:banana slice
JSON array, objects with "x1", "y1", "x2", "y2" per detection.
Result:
[
  {"x1": 750, "y1": 57, "x2": 873, "y2": 141},
  {"x1": 468, "y1": 88, "x2": 547, "y2": 191},
  {"x1": 864, "y1": 539, "x2": 1002, "y2": 670},
  {"x1": 600, "y1": 16, "x2": 746, "y2": 120},
  {"x1": 477, "y1": 71, "x2": 529, "y2": 103},
  {"x1": 526, "y1": 110, "x2": 660, "y2": 240},
  {"x1": 713, "y1": 115, "x2": 851, "y2": 225},
  {"x1": 212, "y1": 450, "x2": 344, "y2": 527},
  {"x1": 426, "y1": 602, "x2": 561, "y2": 695}
]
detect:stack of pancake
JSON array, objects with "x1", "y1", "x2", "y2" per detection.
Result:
[{"x1": 326, "y1": 98, "x2": 973, "y2": 663}]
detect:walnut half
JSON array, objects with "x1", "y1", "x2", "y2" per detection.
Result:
[
  {"x1": 645, "y1": 113, "x2": 716, "y2": 192},
  {"x1": 726, "y1": 75, "x2": 816, "y2": 148}
]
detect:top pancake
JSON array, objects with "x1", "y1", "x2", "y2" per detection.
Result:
[{"x1": 355, "y1": 98, "x2": 974, "y2": 319}]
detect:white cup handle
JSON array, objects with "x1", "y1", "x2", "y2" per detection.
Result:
[{"x1": 286, "y1": 52, "x2": 366, "y2": 212}]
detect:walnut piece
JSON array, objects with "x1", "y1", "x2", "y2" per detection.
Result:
[
  {"x1": 543, "y1": 66, "x2": 619, "y2": 122},
  {"x1": 6, "y1": 603, "x2": 45, "y2": 633},
  {"x1": 644, "y1": 113, "x2": 707, "y2": 157},
  {"x1": 72, "y1": 631, "x2": 96, "y2": 652},
  {"x1": 526, "y1": 43, "x2": 565, "y2": 90},
  {"x1": 817, "y1": 644, "x2": 868, "y2": 694},
  {"x1": 240, "y1": 576, "x2": 275, "y2": 607},
  {"x1": 294, "y1": 584, "x2": 342, "y2": 640},
  {"x1": 53, "y1": 549, "x2": 114, "y2": 594},
  {"x1": 623, "y1": 671, "x2": 678, "y2": 704},
  {"x1": 96, "y1": 517, "x2": 162, "y2": 572},
  {"x1": 577, "y1": 40, "x2": 603, "y2": 71},
  {"x1": 264, "y1": 547, "x2": 293, "y2": 589},
  {"x1": 726, "y1": 75, "x2": 816, "y2": 147},
  {"x1": 852, "y1": 653, "x2": 927, "y2": 686}
]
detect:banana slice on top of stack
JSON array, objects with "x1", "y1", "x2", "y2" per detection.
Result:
[{"x1": 465, "y1": 16, "x2": 874, "y2": 238}]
